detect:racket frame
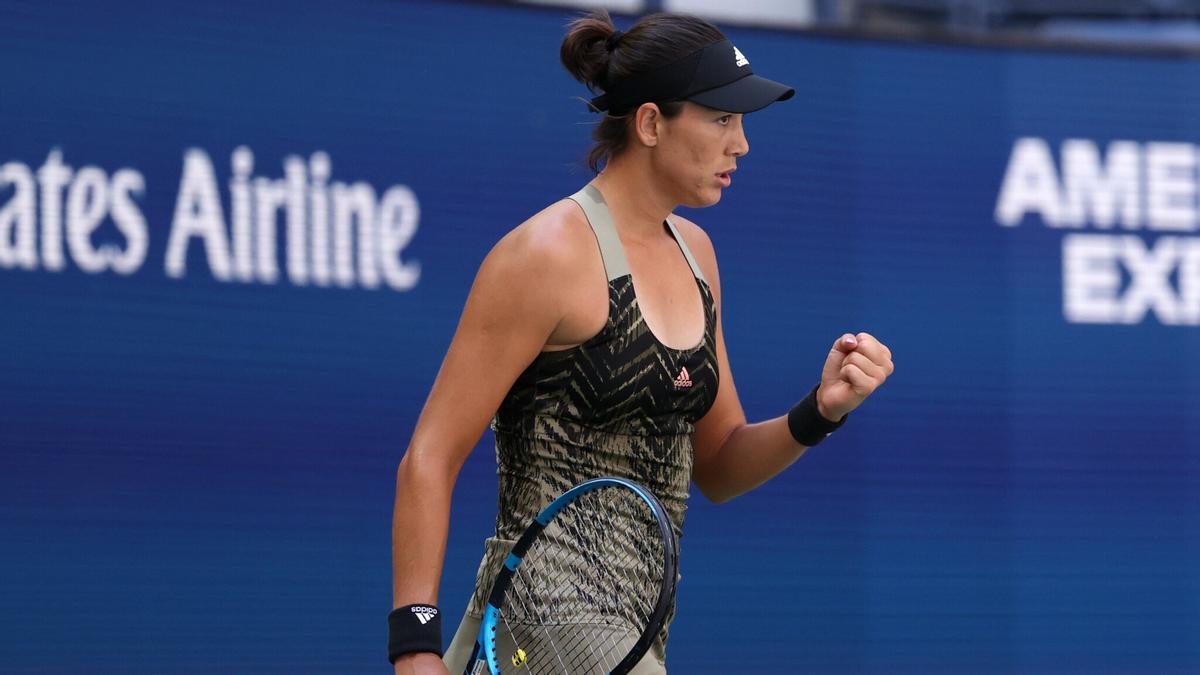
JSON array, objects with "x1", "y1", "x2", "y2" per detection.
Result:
[{"x1": 463, "y1": 476, "x2": 678, "y2": 675}]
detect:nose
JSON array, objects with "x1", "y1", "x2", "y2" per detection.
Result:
[{"x1": 731, "y1": 118, "x2": 749, "y2": 158}]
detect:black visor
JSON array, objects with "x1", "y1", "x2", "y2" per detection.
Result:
[{"x1": 590, "y1": 39, "x2": 794, "y2": 115}]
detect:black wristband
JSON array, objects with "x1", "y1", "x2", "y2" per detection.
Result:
[
  {"x1": 387, "y1": 604, "x2": 443, "y2": 663},
  {"x1": 787, "y1": 384, "x2": 846, "y2": 447}
]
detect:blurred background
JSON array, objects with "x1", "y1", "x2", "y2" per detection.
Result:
[{"x1": 1, "y1": 0, "x2": 1198, "y2": 672}]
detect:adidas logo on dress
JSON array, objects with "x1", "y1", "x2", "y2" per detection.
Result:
[
  {"x1": 733, "y1": 46, "x2": 749, "y2": 67},
  {"x1": 673, "y1": 366, "x2": 693, "y2": 389},
  {"x1": 410, "y1": 606, "x2": 438, "y2": 624}
]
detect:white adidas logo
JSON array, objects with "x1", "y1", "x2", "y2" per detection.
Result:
[
  {"x1": 411, "y1": 606, "x2": 438, "y2": 624},
  {"x1": 733, "y1": 46, "x2": 749, "y2": 67},
  {"x1": 673, "y1": 366, "x2": 693, "y2": 389}
]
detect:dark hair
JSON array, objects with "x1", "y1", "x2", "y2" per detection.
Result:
[{"x1": 560, "y1": 11, "x2": 725, "y2": 173}]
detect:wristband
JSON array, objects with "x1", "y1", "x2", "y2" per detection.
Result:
[
  {"x1": 787, "y1": 384, "x2": 846, "y2": 447},
  {"x1": 387, "y1": 604, "x2": 443, "y2": 663}
]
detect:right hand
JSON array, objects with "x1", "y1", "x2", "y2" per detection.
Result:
[{"x1": 393, "y1": 651, "x2": 450, "y2": 675}]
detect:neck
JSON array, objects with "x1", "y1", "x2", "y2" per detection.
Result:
[{"x1": 590, "y1": 153, "x2": 675, "y2": 240}]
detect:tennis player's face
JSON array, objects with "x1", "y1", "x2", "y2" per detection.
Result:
[{"x1": 656, "y1": 102, "x2": 748, "y2": 208}]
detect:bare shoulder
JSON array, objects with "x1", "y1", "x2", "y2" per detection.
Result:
[
  {"x1": 469, "y1": 197, "x2": 603, "y2": 329},
  {"x1": 471, "y1": 196, "x2": 606, "y2": 347},
  {"x1": 489, "y1": 198, "x2": 594, "y2": 274}
]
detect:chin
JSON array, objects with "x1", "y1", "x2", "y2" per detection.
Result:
[
  {"x1": 681, "y1": 187, "x2": 722, "y2": 209},
  {"x1": 676, "y1": 183, "x2": 720, "y2": 207}
]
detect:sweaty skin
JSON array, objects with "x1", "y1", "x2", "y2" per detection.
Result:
[{"x1": 392, "y1": 101, "x2": 894, "y2": 674}]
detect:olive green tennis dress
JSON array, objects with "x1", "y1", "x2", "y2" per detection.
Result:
[{"x1": 443, "y1": 183, "x2": 719, "y2": 673}]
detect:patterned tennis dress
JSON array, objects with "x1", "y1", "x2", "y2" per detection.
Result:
[{"x1": 443, "y1": 183, "x2": 719, "y2": 672}]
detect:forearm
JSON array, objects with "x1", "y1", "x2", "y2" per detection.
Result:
[
  {"x1": 391, "y1": 455, "x2": 454, "y2": 608},
  {"x1": 693, "y1": 415, "x2": 808, "y2": 504}
]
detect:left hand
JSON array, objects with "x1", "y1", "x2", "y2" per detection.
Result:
[{"x1": 817, "y1": 332, "x2": 894, "y2": 422}]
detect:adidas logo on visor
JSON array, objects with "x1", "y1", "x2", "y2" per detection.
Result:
[{"x1": 733, "y1": 46, "x2": 749, "y2": 67}]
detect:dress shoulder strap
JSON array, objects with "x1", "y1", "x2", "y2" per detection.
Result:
[
  {"x1": 664, "y1": 218, "x2": 708, "y2": 285},
  {"x1": 568, "y1": 183, "x2": 708, "y2": 285},
  {"x1": 567, "y1": 183, "x2": 630, "y2": 282}
]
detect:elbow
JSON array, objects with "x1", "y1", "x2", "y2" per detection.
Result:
[
  {"x1": 396, "y1": 445, "x2": 463, "y2": 489},
  {"x1": 692, "y1": 472, "x2": 738, "y2": 505},
  {"x1": 691, "y1": 421, "x2": 748, "y2": 505},
  {"x1": 704, "y1": 488, "x2": 738, "y2": 505},
  {"x1": 703, "y1": 490, "x2": 735, "y2": 505}
]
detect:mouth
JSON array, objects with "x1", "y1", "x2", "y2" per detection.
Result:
[{"x1": 716, "y1": 169, "x2": 735, "y2": 187}]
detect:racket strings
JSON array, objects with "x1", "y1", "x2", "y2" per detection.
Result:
[
  {"x1": 500, "y1": 518, "x2": 610, "y2": 673},
  {"x1": 505, "y1": 565, "x2": 572, "y2": 674},
  {"x1": 547, "y1": 494, "x2": 645, "y2": 672},
  {"x1": 577, "y1": 494, "x2": 661, "y2": 671},
  {"x1": 554, "y1": 492, "x2": 654, "y2": 674},
  {"x1": 497, "y1": 487, "x2": 667, "y2": 674},
  {"x1": 509, "y1": 495, "x2": 638, "y2": 673}
]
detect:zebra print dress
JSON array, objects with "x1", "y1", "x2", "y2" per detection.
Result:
[{"x1": 465, "y1": 183, "x2": 720, "y2": 656}]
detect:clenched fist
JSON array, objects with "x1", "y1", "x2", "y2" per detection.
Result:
[{"x1": 818, "y1": 332, "x2": 894, "y2": 422}]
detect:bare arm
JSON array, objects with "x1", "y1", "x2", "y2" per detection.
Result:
[
  {"x1": 690, "y1": 314, "x2": 810, "y2": 504},
  {"x1": 675, "y1": 218, "x2": 894, "y2": 504},
  {"x1": 391, "y1": 215, "x2": 583, "y2": 671}
]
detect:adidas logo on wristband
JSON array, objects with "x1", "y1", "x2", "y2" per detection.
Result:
[
  {"x1": 388, "y1": 604, "x2": 443, "y2": 663},
  {"x1": 410, "y1": 606, "x2": 438, "y2": 625}
]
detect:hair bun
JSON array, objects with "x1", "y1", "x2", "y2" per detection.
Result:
[
  {"x1": 605, "y1": 30, "x2": 624, "y2": 52},
  {"x1": 560, "y1": 10, "x2": 617, "y2": 90}
]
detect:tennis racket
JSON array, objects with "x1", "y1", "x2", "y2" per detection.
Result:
[{"x1": 464, "y1": 476, "x2": 679, "y2": 675}]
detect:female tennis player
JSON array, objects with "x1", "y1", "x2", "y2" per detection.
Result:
[{"x1": 390, "y1": 11, "x2": 894, "y2": 674}]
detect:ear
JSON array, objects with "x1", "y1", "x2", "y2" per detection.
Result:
[{"x1": 631, "y1": 103, "x2": 662, "y2": 148}]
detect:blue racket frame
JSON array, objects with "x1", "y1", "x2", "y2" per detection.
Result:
[{"x1": 462, "y1": 476, "x2": 678, "y2": 675}]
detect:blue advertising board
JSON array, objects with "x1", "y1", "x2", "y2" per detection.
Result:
[{"x1": 1, "y1": 0, "x2": 1197, "y2": 671}]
